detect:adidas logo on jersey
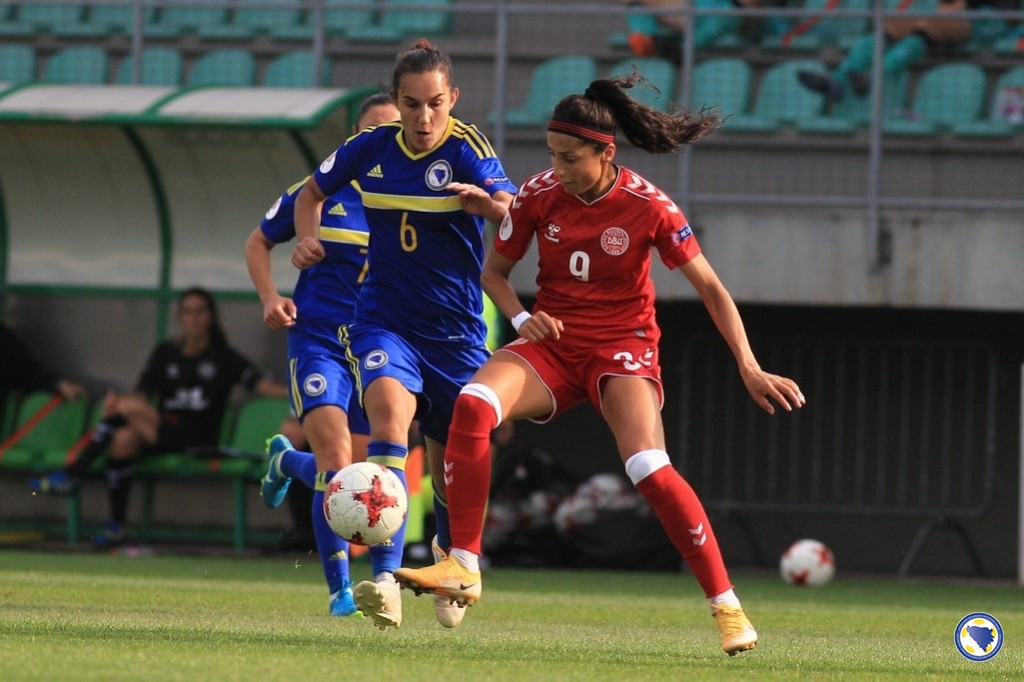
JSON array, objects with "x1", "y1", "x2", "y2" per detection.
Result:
[
  {"x1": 327, "y1": 203, "x2": 347, "y2": 216},
  {"x1": 367, "y1": 164, "x2": 384, "y2": 178}
]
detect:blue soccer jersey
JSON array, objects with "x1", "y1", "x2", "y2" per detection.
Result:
[
  {"x1": 260, "y1": 177, "x2": 369, "y2": 357},
  {"x1": 312, "y1": 117, "x2": 516, "y2": 347}
]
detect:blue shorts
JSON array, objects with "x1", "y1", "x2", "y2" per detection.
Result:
[
  {"x1": 288, "y1": 354, "x2": 370, "y2": 436},
  {"x1": 342, "y1": 323, "x2": 490, "y2": 445}
]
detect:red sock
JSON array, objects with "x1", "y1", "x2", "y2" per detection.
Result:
[
  {"x1": 635, "y1": 466, "x2": 732, "y2": 598},
  {"x1": 445, "y1": 393, "x2": 497, "y2": 555}
]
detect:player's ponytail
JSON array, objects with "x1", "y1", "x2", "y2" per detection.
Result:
[{"x1": 552, "y1": 72, "x2": 720, "y2": 154}]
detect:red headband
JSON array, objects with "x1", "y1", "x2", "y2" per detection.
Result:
[{"x1": 547, "y1": 119, "x2": 615, "y2": 145}]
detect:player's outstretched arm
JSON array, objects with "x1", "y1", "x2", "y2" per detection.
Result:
[
  {"x1": 679, "y1": 254, "x2": 805, "y2": 414},
  {"x1": 448, "y1": 183, "x2": 513, "y2": 224}
]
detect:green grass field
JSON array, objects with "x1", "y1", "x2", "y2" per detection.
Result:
[{"x1": 1, "y1": 548, "x2": 1021, "y2": 681}]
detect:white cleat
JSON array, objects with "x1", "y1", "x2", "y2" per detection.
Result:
[
  {"x1": 353, "y1": 574, "x2": 402, "y2": 630},
  {"x1": 430, "y1": 537, "x2": 467, "y2": 628}
]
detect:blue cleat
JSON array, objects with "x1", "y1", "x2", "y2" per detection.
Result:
[
  {"x1": 329, "y1": 580, "x2": 363, "y2": 618},
  {"x1": 260, "y1": 435, "x2": 293, "y2": 509},
  {"x1": 93, "y1": 522, "x2": 126, "y2": 549}
]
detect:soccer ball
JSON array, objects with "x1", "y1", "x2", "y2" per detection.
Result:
[
  {"x1": 780, "y1": 538, "x2": 835, "y2": 586},
  {"x1": 323, "y1": 462, "x2": 408, "y2": 546}
]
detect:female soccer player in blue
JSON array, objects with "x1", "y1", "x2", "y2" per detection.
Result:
[
  {"x1": 291, "y1": 40, "x2": 517, "y2": 630},
  {"x1": 245, "y1": 94, "x2": 399, "y2": 619}
]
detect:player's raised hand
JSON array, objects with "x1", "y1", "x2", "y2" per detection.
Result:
[
  {"x1": 262, "y1": 294, "x2": 297, "y2": 331},
  {"x1": 517, "y1": 310, "x2": 564, "y2": 342},
  {"x1": 291, "y1": 236, "x2": 325, "y2": 269}
]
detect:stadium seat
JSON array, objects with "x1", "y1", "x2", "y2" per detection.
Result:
[
  {"x1": 115, "y1": 47, "x2": 184, "y2": 86},
  {"x1": 606, "y1": 57, "x2": 676, "y2": 111},
  {"x1": 0, "y1": 2, "x2": 84, "y2": 37},
  {"x1": 0, "y1": 44, "x2": 36, "y2": 83},
  {"x1": 796, "y1": 70, "x2": 909, "y2": 134},
  {"x1": 145, "y1": 0, "x2": 229, "y2": 38},
  {"x1": 187, "y1": 49, "x2": 257, "y2": 87},
  {"x1": 42, "y1": 46, "x2": 109, "y2": 84},
  {"x1": 725, "y1": 59, "x2": 827, "y2": 132},
  {"x1": 323, "y1": 0, "x2": 377, "y2": 37},
  {"x1": 263, "y1": 51, "x2": 331, "y2": 87},
  {"x1": 762, "y1": 0, "x2": 870, "y2": 51},
  {"x1": 690, "y1": 57, "x2": 751, "y2": 118},
  {"x1": 883, "y1": 62, "x2": 986, "y2": 136},
  {"x1": 345, "y1": 0, "x2": 452, "y2": 43},
  {"x1": 953, "y1": 65, "x2": 1024, "y2": 137},
  {"x1": 199, "y1": 0, "x2": 307, "y2": 40},
  {"x1": 492, "y1": 55, "x2": 599, "y2": 128},
  {"x1": 0, "y1": 392, "x2": 89, "y2": 473}
]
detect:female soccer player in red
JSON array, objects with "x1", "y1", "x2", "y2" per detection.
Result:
[{"x1": 396, "y1": 73, "x2": 806, "y2": 655}]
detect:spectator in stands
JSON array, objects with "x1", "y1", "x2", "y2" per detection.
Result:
[
  {"x1": 393, "y1": 72, "x2": 805, "y2": 655},
  {"x1": 245, "y1": 93, "x2": 399, "y2": 618},
  {"x1": 796, "y1": 0, "x2": 1015, "y2": 104},
  {"x1": 29, "y1": 287, "x2": 286, "y2": 548},
  {"x1": 1, "y1": 322, "x2": 86, "y2": 410},
  {"x1": 624, "y1": 0, "x2": 768, "y2": 62}
]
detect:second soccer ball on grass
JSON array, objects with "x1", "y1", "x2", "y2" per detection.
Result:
[
  {"x1": 323, "y1": 462, "x2": 408, "y2": 546},
  {"x1": 780, "y1": 538, "x2": 836, "y2": 587}
]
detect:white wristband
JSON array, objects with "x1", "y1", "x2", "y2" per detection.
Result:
[{"x1": 511, "y1": 311, "x2": 532, "y2": 333}]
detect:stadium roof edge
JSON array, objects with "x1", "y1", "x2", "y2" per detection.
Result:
[{"x1": 0, "y1": 83, "x2": 377, "y2": 129}]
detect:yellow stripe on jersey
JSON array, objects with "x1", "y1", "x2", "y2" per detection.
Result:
[
  {"x1": 361, "y1": 192, "x2": 463, "y2": 213},
  {"x1": 452, "y1": 121, "x2": 498, "y2": 159},
  {"x1": 319, "y1": 226, "x2": 370, "y2": 245},
  {"x1": 288, "y1": 358, "x2": 303, "y2": 418}
]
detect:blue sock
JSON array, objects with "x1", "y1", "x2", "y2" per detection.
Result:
[
  {"x1": 433, "y1": 489, "x2": 451, "y2": 552},
  {"x1": 279, "y1": 447, "x2": 317, "y2": 489},
  {"x1": 366, "y1": 440, "x2": 408, "y2": 576},
  {"x1": 313, "y1": 471, "x2": 348, "y2": 594}
]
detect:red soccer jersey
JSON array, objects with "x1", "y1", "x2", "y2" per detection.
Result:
[{"x1": 495, "y1": 165, "x2": 701, "y2": 345}]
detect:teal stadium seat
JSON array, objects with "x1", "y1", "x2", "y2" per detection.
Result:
[
  {"x1": 116, "y1": 47, "x2": 184, "y2": 86},
  {"x1": 323, "y1": 0, "x2": 377, "y2": 37},
  {"x1": 346, "y1": 0, "x2": 452, "y2": 43},
  {"x1": 0, "y1": 2, "x2": 84, "y2": 37},
  {"x1": 607, "y1": 57, "x2": 676, "y2": 111},
  {"x1": 72, "y1": 3, "x2": 157, "y2": 36},
  {"x1": 883, "y1": 62, "x2": 986, "y2": 136},
  {"x1": 953, "y1": 65, "x2": 1024, "y2": 137},
  {"x1": 690, "y1": 57, "x2": 752, "y2": 118},
  {"x1": 145, "y1": 0, "x2": 229, "y2": 37},
  {"x1": 187, "y1": 49, "x2": 257, "y2": 87},
  {"x1": 42, "y1": 46, "x2": 109, "y2": 84},
  {"x1": 725, "y1": 59, "x2": 828, "y2": 132},
  {"x1": 263, "y1": 51, "x2": 332, "y2": 87},
  {"x1": 199, "y1": 0, "x2": 307, "y2": 40},
  {"x1": 492, "y1": 55, "x2": 599, "y2": 128},
  {"x1": 0, "y1": 44, "x2": 36, "y2": 83}
]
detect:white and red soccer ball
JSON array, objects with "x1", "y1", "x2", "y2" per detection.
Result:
[
  {"x1": 779, "y1": 538, "x2": 836, "y2": 586},
  {"x1": 323, "y1": 462, "x2": 407, "y2": 546}
]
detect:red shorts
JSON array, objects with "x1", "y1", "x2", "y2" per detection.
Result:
[{"x1": 497, "y1": 334, "x2": 664, "y2": 423}]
